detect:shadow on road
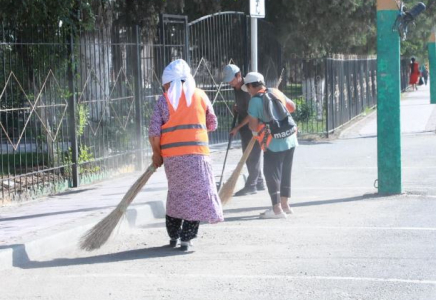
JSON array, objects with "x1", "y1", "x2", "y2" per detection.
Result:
[
  {"x1": 223, "y1": 193, "x2": 382, "y2": 214},
  {"x1": 293, "y1": 193, "x2": 382, "y2": 207},
  {"x1": 17, "y1": 245, "x2": 190, "y2": 269}
]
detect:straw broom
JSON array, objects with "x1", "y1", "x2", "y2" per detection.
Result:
[
  {"x1": 219, "y1": 137, "x2": 256, "y2": 205},
  {"x1": 219, "y1": 68, "x2": 285, "y2": 206},
  {"x1": 79, "y1": 164, "x2": 156, "y2": 251}
]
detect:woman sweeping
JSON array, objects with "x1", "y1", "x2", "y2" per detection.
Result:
[{"x1": 148, "y1": 59, "x2": 224, "y2": 251}]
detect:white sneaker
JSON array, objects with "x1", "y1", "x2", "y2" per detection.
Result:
[{"x1": 259, "y1": 209, "x2": 287, "y2": 219}]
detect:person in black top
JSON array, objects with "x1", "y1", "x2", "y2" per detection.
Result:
[{"x1": 223, "y1": 64, "x2": 265, "y2": 196}]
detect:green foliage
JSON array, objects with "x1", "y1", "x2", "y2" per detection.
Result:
[
  {"x1": 61, "y1": 144, "x2": 100, "y2": 177},
  {"x1": 76, "y1": 104, "x2": 89, "y2": 137},
  {"x1": 292, "y1": 97, "x2": 312, "y2": 123},
  {"x1": 2, "y1": 0, "x2": 434, "y2": 58},
  {"x1": 399, "y1": 1, "x2": 436, "y2": 64},
  {"x1": 262, "y1": 0, "x2": 377, "y2": 56},
  {"x1": 0, "y1": 0, "x2": 113, "y2": 30}
]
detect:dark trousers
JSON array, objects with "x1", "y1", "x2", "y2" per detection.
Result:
[
  {"x1": 263, "y1": 147, "x2": 295, "y2": 205},
  {"x1": 166, "y1": 215, "x2": 200, "y2": 242},
  {"x1": 240, "y1": 126, "x2": 264, "y2": 188}
]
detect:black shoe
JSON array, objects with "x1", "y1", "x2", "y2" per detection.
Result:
[
  {"x1": 234, "y1": 186, "x2": 257, "y2": 197},
  {"x1": 256, "y1": 182, "x2": 266, "y2": 191},
  {"x1": 169, "y1": 239, "x2": 179, "y2": 247},
  {"x1": 180, "y1": 241, "x2": 193, "y2": 252}
]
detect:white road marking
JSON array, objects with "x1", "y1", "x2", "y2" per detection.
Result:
[
  {"x1": 303, "y1": 167, "x2": 436, "y2": 170},
  {"x1": 292, "y1": 186, "x2": 436, "y2": 190},
  {"x1": 141, "y1": 224, "x2": 436, "y2": 232},
  {"x1": 204, "y1": 225, "x2": 436, "y2": 232},
  {"x1": 63, "y1": 273, "x2": 436, "y2": 285}
]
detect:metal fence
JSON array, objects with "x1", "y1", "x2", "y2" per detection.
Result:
[
  {"x1": 0, "y1": 12, "x2": 284, "y2": 203},
  {"x1": 400, "y1": 57, "x2": 410, "y2": 92},
  {"x1": 188, "y1": 12, "x2": 283, "y2": 144},
  {"x1": 325, "y1": 56, "x2": 378, "y2": 133},
  {"x1": 283, "y1": 57, "x2": 327, "y2": 134},
  {"x1": 2, "y1": 12, "x2": 408, "y2": 203},
  {"x1": 189, "y1": 12, "x2": 248, "y2": 144},
  {"x1": 282, "y1": 55, "x2": 379, "y2": 135}
]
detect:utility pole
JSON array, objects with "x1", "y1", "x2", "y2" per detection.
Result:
[
  {"x1": 251, "y1": 17, "x2": 258, "y2": 72},
  {"x1": 250, "y1": 0, "x2": 265, "y2": 72},
  {"x1": 429, "y1": 27, "x2": 436, "y2": 104},
  {"x1": 377, "y1": 0, "x2": 402, "y2": 194}
]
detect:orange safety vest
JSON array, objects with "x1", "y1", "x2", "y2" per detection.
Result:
[
  {"x1": 160, "y1": 89, "x2": 209, "y2": 157},
  {"x1": 253, "y1": 88, "x2": 291, "y2": 151}
]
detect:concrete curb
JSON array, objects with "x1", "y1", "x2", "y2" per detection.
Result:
[
  {"x1": 0, "y1": 172, "x2": 245, "y2": 270},
  {"x1": 0, "y1": 199, "x2": 166, "y2": 270}
]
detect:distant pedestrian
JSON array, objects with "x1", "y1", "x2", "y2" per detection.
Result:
[
  {"x1": 148, "y1": 59, "x2": 224, "y2": 251},
  {"x1": 223, "y1": 64, "x2": 265, "y2": 196},
  {"x1": 244, "y1": 72, "x2": 298, "y2": 219},
  {"x1": 409, "y1": 57, "x2": 421, "y2": 91},
  {"x1": 420, "y1": 65, "x2": 429, "y2": 86}
]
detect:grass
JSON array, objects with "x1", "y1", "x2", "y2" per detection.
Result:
[
  {"x1": 282, "y1": 84, "x2": 303, "y2": 98},
  {"x1": 0, "y1": 152, "x2": 50, "y2": 176}
]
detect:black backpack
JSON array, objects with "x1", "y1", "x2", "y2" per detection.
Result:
[{"x1": 256, "y1": 90, "x2": 296, "y2": 139}]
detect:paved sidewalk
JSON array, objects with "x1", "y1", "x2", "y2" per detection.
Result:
[
  {"x1": 0, "y1": 141, "x2": 248, "y2": 268},
  {"x1": 340, "y1": 83, "x2": 436, "y2": 138}
]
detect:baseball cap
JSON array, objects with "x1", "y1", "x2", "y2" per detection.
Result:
[
  {"x1": 241, "y1": 72, "x2": 265, "y2": 92},
  {"x1": 222, "y1": 64, "x2": 240, "y2": 83}
]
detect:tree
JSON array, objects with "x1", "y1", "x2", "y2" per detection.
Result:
[{"x1": 400, "y1": 0, "x2": 436, "y2": 63}]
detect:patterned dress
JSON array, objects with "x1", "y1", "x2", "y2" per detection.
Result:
[{"x1": 148, "y1": 94, "x2": 224, "y2": 223}]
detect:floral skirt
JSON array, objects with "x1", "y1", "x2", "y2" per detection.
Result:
[{"x1": 163, "y1": 154, "x2": 224, "y2": 223}]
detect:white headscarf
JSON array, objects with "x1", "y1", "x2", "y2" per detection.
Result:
[{"x1": 161, "y1": 59, "x2": 196, "y2": 111}]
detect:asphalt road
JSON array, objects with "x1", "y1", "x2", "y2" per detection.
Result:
[{"x1": 1, "y1": 133, "x2": 436, "y2": 300}]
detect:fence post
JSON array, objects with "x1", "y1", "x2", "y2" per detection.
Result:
[
  {"x1": 243, "y1": 15, "x2": 249, "y2": 74},
  {"x1": 134, "y1": 25, "x2": 144, "y2": 170},
  {"x1": 67, "y1": 33, "x2": 79, "y2": 188},
  {"x1": 184, "y1": 16, "x2": 190, "y2": 65},
  {"x1": 330, "y1": 58, "x2": 335, "y2": 132},
  {"x1": 160, "y1": 14, "x2": 167, "y2": 66}
]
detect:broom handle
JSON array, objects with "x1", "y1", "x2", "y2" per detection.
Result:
[
  {"x1": 118, "y1": 164, "x2": 156, "y2": 212},
  {"x1": 218, "y1": 112, "x2": 238, "y2": 191}
]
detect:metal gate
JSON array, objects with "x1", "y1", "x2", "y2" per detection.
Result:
[{"x1": 188, "y1": 12, "x2": 283, "y2": 144}]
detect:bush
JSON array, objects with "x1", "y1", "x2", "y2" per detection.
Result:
[{"x1": 292, "y1": 97, "x2": 312, "y2": 123}]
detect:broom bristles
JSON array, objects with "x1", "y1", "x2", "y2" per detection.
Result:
[
  {"x1": 79, "y1": 164, "x2": 156, "y2": 251},
  {"x1": 219, "y1": 137, "x2": 257, "y2": 205}
]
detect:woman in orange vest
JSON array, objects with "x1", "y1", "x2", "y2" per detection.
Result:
[{"x1": 148, "y1": 59, "x2": 223, "y2": 251}]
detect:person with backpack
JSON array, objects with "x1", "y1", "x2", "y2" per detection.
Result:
[
  {"x1": 244, "y1": 72, "x2": 298, "y2": 219},
  {"x1": 222, "y1": 64, "x2": 266, "y2": 196},
  {"x1": 420, "y1": 65, "x2": 429, "y2": 86}
]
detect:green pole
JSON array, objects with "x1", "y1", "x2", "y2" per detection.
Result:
[
  {"x1": 377, "y1": 0, "x2": 402, "y2": 194},
  {"x1": 428, "y1": 28, "x2": 436, "y2": 104}
]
